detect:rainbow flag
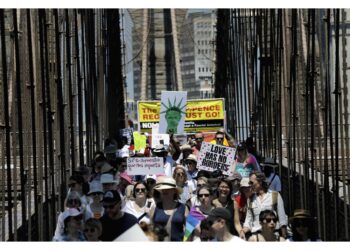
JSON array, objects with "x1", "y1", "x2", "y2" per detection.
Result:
[{"x1": 183, "y1": 208, "x2": 206, "y2": 241}]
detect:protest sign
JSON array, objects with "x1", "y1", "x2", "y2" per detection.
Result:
[
  {"x1": 152, "y1": 134, "x2": 170, "y2": 148},
  {"x1": 126, "y1": 157, "x2": 164, "y2": 175},
  {"x1": 151, "y1": 123, "x2": 159, "y2": 135},
  {"x1": 159, "y1": 91, "x2": 187, "y2": 134},
  {"x1": 197, "y1": 142, "x2": 236, "y2": 176},
  {"x1": 138, "y1": 98, "x2": 225, "y2": 133},
  {"x1": 133, "y1": 132, "x2": 146, "y2": 151},
  {"x1": 120, "y1": 128, "x2": 133, "y2": 145}
]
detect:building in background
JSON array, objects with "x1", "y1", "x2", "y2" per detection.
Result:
[
  {"x1": 128, "y1": 9, "x2": 187, "y2": 101},
  {"x1": 180, "y1": 10, "x2": 217, "y2": 99}
]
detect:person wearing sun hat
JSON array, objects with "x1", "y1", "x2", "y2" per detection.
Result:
[
  {"x1": 150, "y1": 176, "x2": 189, "y2": 241},
  {"x1": 84, "y1": 181, "x2": 104, "y2": 220},
  {"x1": 287, "y1": 209, "x2": 321, "y2": 241},
  {"x1": 53, "y1": 208, "x2": 86, "y2": 241}
]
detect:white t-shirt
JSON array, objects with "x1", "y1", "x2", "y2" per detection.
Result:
[{"x1": 122, "y1": 198, "x2": 155, "y2": 224}]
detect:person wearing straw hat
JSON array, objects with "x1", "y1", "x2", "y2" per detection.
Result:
[
  {"x1": 150, "y1": 176, "x2": 189, "y2": 241},
  {"x1": 287, "y1": 209, "x2": 321, "y2": 241},
  {"x1": 84, "y1": 181, "x2": 104, "y2": 220}
]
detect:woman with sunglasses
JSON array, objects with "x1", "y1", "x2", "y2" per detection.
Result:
[
  {"x1": 54, "y1": 208, "x2": 86, "y2": 241},
  {"x1": 193, "y1": 185, "x2": 214, "y2": 216},
  {"x1": 288, "y1": 209, "x2": 321, "y2": 241},
  {"x1": 84, "y1": 181, "x2": 105, "y2": 220},
  {"x1": 122, "y1": 181, "x2": 155, "y2": 224},
  {"x1": 248, "y1": 210, "x2": 285, "y2": 241}
]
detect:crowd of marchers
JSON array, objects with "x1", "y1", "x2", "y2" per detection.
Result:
[{"x1": 52, "y1": 129, "x2": 321, "y2": 242}]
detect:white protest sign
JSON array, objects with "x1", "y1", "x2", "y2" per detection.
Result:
[
  {"x1": 159, "y1": 91, "x2": 187, "y2": 134},
  {"x1": 152, "y1": 133, "x2": 170, "y2": 148},
  {"x1": 197, "y1": 142, "x2": 236, "y2": 176},
  {"x1": 127, "y1": 157, "x2": 165, "y2": 175},
  {"x1": 151, "y1": 123, "x2": 159, "y2": 135}
]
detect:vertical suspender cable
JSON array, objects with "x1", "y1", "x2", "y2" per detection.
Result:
[
  {"x1": 333, "y1": 9, "x2": 340, "y2": 240},
  {"x1": 38, "y1": 9, "x2": 50, "y2": 239},
  {"x1": 0, "y1": 9, "x2": 14, "y2": 241},
  {"x1": 54, "y1": 9, "x2": 66, "y2": 211},
  {"x1": 26, "y1": 9, "x2": 39, "y2": 238},
  {"x1": 74, "y1": 10, "x2": 85, "y2": 166},
  {"x1": 12, "y1": 9, "x2": 27, "y2": 238},
  {"x1": 65, "y1": 10, "x2": 76, "y2": 172}
]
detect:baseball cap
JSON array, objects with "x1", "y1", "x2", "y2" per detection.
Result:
[{"x1": 102, "y1": 190, "x2": 121, "y2": 203}]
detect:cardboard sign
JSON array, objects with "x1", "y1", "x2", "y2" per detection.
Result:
[
  {"x1": 197, "y1": 142, "x2": 236, "y2": 176},
  {"x1": 126, "y1": 157, "x2": 164, "y2": 175},
  {"x1": 159, "y1": 91, "x2": 187, "y2": 134},
  {"x1": 151, "y1": 123, "x2": 159, "y2": 135},
  {"x1": 152, "y1": 134, "x2": 170, "y2": 149},
  {"x1": 138, "y1": 98, "x2": 225, "y2": 133}
]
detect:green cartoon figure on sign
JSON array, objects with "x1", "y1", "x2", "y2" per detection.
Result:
[{"x1": 160, "y1": 97, "x2": 186, "y2": 134}]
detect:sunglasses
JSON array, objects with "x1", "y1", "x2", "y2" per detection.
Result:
[
  {"x1": 147, "y1": 180, "x2": 156, "y2": 184},
  {"x1": 195, "y1": 137, "x2": 203, "y2": 141},
  {"x1": 216, "y1": 137, "x2": 224, "y2": 140},
  {"x1": 176, "y1": 172, "x2": 185, "y2": 177},
  {"x1": 135, "y1": 188, "x2": 146, "y2": 193},
  {"x1": 84, "y1": 228, "x2": 96, "y2": 233},
  {"x1": 263, "y1": 218, "x2": 278, "y2": 223},
  {"x1": 198, "y1": 193, "x2": 210, "y2": 198}
]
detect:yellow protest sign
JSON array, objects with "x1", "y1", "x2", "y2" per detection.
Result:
[
  {"x1": 138, "y1": 99, "x2": 225, "y2": 133},
  {"x1": 133, "y1": 132, "x2": 146, "y2": 151}
]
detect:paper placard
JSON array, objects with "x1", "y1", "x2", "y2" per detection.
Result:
[
  {"x1": 133, "y1": 132, "x2": 146, "y2": 151},
  {"x1": 152, "y1": 134, "x2": 170, "y2": 148},
  {"x1": 159, "y1": 91, "x2": 187, "y2": 134},
  {"x1": 127, "y1": 157, "x2": 165, "y2": 175},
  {"x1": 197, "y1": 142, "x2": 236, "y2": 176}
]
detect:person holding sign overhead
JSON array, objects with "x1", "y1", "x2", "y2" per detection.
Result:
[{"x1": 232, "y1": 142, "x2": 261, "y2": 178}]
